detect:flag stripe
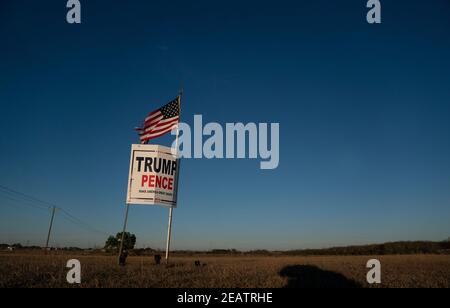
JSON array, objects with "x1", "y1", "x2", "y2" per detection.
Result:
[
  {"x1": 145, "y1": 112, "x2": 163, "y2": 125},
  {"x1": 139, "y1": 116, "x2": 179, "y2": 135},
  {"x1": 145, "y1": 110, "x2": 162, "y2": 122},
  {"x1": 136, "y1": 97, "x2": 180, "y2": 143},
  {"x1": 149, "y1": 118, "x2": 179, "y2": 134},
  {"x1": 146, "y1": 114, "x2": 164, "y2": 127},
  {"x1": 139, "y1": 120, "x2": 179, "y2": 139},
  {"x1": 140, "y1": 124, "x2": 178, "y2": 143}
]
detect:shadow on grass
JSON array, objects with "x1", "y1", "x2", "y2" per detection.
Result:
[{"x1": 279, "y1": 265, "x2": 362, "y2": 288}]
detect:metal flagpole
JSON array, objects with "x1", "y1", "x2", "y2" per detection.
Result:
[
  {"x1": 118, "y1": 204, "x2": 130, "y2": 265},
  {"x1": 165, "y1": 91, "x2": 182, "y2": 265},
  {"x1": 45, "y1": 206, "x2": 57, "y2": 250}
]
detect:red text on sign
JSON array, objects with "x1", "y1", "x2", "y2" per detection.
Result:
[{"x1": 141, "y1": 175, "x2": 174, "y2": 191}]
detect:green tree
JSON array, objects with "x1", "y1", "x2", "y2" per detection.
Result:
[
  {"x1": 104, "y1": 232, "x2": 136, "y2": 251},
  {"x1": 104, "y1": 236, "x2": 119, "y2": 250}
]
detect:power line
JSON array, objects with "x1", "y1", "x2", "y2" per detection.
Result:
[
  {"x1": 0, "y1": 184, "x2": 110, "y2": 237},
  {"x1": 0, "y1": 199, "x2": 32, "y2": 212},
  {"x1": 59, "y1": 208, "x2": 109, "y2": 236},
  {"x1": 0, "y1": 185, "x2": 56, "y2": 209},
  {"x1": 0, "y1": 191, "x2": 52, "y2": 212}
]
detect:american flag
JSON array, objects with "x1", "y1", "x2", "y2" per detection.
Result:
[{"x1": 136, "y1": 97, "x2": 180, "y2": 144}]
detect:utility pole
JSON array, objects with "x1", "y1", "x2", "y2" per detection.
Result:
[{"x1": 45, "y1": 206, "x2": 56, "y2": 250}]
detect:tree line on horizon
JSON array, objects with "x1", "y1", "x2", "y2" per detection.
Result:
[{"x1": 2, "y1": 239, "x2": 449, "y2": 255}]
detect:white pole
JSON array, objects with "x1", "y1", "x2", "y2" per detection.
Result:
[
  {"x1": 165, "y1": 91, "x2": 182, "y2": 264},
  {"x1": 165, "y1": 207, "x2": 174, "y2": 263}
]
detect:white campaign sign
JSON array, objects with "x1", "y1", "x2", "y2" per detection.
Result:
[{"x1": 126, "y1": 144, "x2": 179, "y2": 207}]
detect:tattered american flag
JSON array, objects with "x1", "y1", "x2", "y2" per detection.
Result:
[{"x1": 136, "y1": 97, "x2": 180, "y2": 144}]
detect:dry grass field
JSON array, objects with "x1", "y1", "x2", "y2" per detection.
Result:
[{"x1": 0, "y1": 252, "x2": 449, "y2": 288}]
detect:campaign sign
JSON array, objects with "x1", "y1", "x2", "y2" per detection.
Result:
[{"x1": 126, "y1": 144, "x2": 178, "y2": 207}]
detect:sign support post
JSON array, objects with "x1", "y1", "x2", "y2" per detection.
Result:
[
  {"x1": 165, "y1": 91, "x2": 182, "y2": 265},
  {"x1": 165, "y1": 207, "x2": 174, "y2": 264},
  {"x1": 118, "y1": 204, "x2": 130, "y2": 265}
]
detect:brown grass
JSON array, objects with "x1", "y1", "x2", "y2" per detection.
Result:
[{"x1": 0, "y1": 252, "x2": 449, "y2": 288}]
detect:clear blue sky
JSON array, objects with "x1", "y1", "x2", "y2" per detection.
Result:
[{"x1": 1, "y1": 0, "x2": 449, "y2": 250}]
